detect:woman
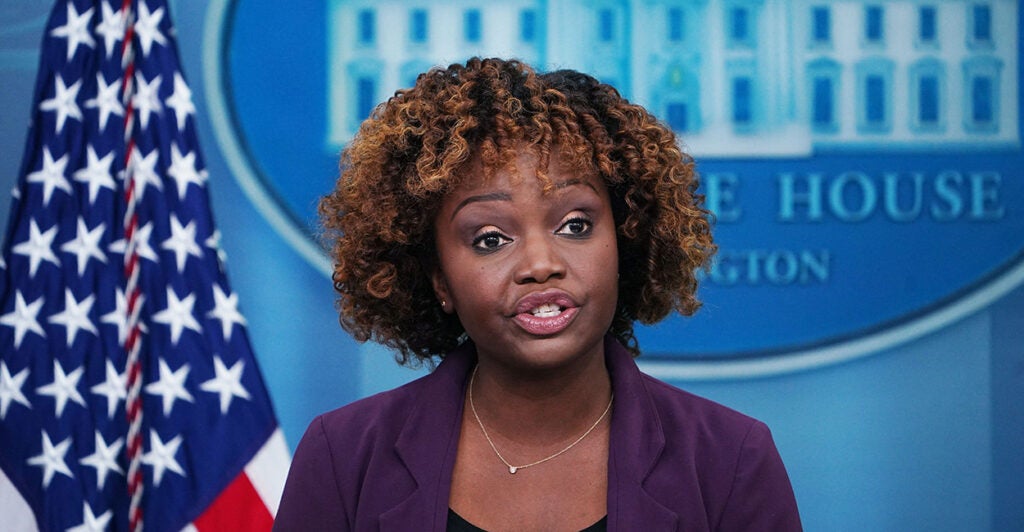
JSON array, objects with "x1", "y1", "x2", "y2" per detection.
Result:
[{"x1": 274, "y1": 58, "x2": 801, "y2": 531}]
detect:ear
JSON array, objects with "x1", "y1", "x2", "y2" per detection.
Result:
[{"x1": 431, "y1": 267, "x2": 454, "y2": 314}]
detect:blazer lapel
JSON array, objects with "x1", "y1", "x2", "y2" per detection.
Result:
[
  {"x1": 605, "y1": 337, "x2": 679, "y2": 530},
  {"x1": 379, "y1": 343, "x2": 475, "y2": 531}
]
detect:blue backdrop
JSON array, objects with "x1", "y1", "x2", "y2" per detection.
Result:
[{"x1": 1, "y1": 0, "x2": 1022, "y2": 530}]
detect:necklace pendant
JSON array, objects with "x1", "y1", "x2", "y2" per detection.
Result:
[{"x1": 509, "y1": 466, "x2": 517, "y2": 474}]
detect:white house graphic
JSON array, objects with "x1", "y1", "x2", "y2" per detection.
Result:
[{"x1": 327, "y1": 0, "x2": 1019, "y2": 158}]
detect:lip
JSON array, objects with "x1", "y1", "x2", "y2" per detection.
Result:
[{"x1": 511, "y1": 289, "x2": 580, "y2": 336}]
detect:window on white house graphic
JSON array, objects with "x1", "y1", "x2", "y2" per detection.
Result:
[
  {"x1": 732, "y1": 77, "x2": 752, "y2": 126},
  {"x1": 357, "y1": 77, "x2": 375, "y2": 121},
  {"x1": 520, "y1": 9, "x2": 537, "y2": 42},
  {"x1": 972, "y1": 77, "x2": 993, "y2": 122},
  {"x1": 729, "y1": 7, "x2": 750, "y2": 44},
  {"x1": 598, "y1": 9, "x2": 615, "y2": 42},
  {"x1": 465, "y1": 9, "x2": 482, "y2": 43},
  {"x1": 910, "y1": 60, "x2": 945, "y2": 132},
  {"x1": 963, "y1": 57, "x2": 1002, "y2": 133},
  {"x1": 660, "y1": 64, "x2": 701, "y2": 134},
  {"x1": 918, "y1": 6, "x2": 937, "y2": 45},
  {"x1": 668, "y1": 7, "x2": 685, "y2": 42},
  {"x1": 857, "y1": 60, "x2": 893, "y2": 133},
  {"x1": 410, "y1": 9, "x2": 428, "y2": 44},
  {"x1": 343, "y1": 59, "x2": 382, "y2": 135},
  {"x1": 919, "y1": 76, "x2": 940, "y2": 124},
  {"x1": 969, "y1": 4, "x2": 993, "y2": 46},
  {"x1": 866, "y1": 76, "x2": 885, "y2": 122},
  {"x1": 667, "y1": 102, "x2": 690, "y2": 132},
  {"x1": 864, "y1": 6, "x2": 884, "y2": 44},
  {"x1": 813, "y1": 77, "x2": 834, "y2": 129},
  {"x1": 357, "y1": 9, "x2": 375, "y2": 45},
  {"x1": 811, "y1": 6, "x2": 831, "y2": 45},
  {"x1": 808, "y1": 59, "x2": 840, "y2": 133}
]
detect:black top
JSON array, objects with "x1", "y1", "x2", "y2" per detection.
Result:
[{"x1": 447, "y1": 509, "x2": 608, "y2": 532}]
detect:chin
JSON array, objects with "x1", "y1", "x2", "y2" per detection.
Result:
[{"x1": 506, "y1": 332, "x2": 605, "y2": 371}]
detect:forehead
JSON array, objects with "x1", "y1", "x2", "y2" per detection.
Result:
[{"x1": 451, "y1": 147, "x2": 600, "y2": 194}]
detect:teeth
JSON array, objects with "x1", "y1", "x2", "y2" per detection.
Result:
[{"x1": 530, "y1": 303, "x2": 562, "y2": 318}]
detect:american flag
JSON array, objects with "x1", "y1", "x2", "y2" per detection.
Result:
[{"x1": 0, "y1": 1, "x2": 289, "y2": 530}]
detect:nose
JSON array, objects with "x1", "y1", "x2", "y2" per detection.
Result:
[{"x1": 513, "y1": 233, "x2": 566, "y2": 284}]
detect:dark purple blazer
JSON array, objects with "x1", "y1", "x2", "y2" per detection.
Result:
[{"x1": 274, "y1": 337, "x2": 801, "y2": 531}]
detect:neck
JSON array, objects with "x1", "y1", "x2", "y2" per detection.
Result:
[{"x1": 468, "y1": 347, "x2": 612, "y2": 446}]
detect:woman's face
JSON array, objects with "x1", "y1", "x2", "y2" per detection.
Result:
[{"x1": 431, "y1": 151, "x2": 619, "y2": 372}]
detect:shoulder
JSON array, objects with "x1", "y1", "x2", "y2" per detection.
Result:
[
  {"x1": 274, "y1": 373, "x2": 443, "y2": 530},
  {"x1": 640, "y1": 373, "x2": 762, "y2": 433},
  {"x1": 316, "y1": 376, "x2": 427, "y2": 443},
  {"x1": 634, "y1": 373, "x2": 802, "y2": 530}
]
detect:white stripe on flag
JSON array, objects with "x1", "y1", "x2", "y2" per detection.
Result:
[
  {"x1": 0, "y1": 466, "x2": 38, "y2": 532},
  {"x1": 243, "y1": 429, "x2": 290, "y2": 517}
]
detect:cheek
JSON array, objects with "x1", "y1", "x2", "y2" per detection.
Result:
[
  {"x1": 583, "y1": 236, "x2": 620, "y2": 295},
  {"x1": 447, "y1": 260, "x2": 504, "y2": 308}
]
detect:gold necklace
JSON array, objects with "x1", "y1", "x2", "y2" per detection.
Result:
[{"x1": 468, "y1": 366, "x2": 613, "y2": 474}]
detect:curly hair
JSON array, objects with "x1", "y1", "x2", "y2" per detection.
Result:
[{"x1": 319, "y1": 57, "x2": 715, "y2": 366}]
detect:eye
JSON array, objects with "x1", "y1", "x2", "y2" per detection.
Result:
[
  {"x1": 556, "y1": 216, "x2": 593, "y2": 237},
  {"x1": 472, "y1": 230, "x2": 513, "y2": 251}
]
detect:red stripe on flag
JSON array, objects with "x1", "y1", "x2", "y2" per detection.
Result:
[{"x1": 194, "y1": 473, "x2": 274, "y2": 532}]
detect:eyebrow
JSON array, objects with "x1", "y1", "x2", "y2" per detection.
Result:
[
  {"x1": 450, "y1": 192, "x2": 513, "y2": 221},
  {"x1": 449, "y1": 178, "x2": 598, "y2": 221}
]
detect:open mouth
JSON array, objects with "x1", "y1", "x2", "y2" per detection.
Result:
[
  {"x1": 530, "y1": 303, "x2": 564, "y2": 318},
  {"x1": 514, "y1": 304, "x2": 578, "y2": 336},
  {"x1": 511, "y1": 290, "x2": 580, "y2": 335}
]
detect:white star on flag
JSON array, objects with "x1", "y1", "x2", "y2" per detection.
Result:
[
  {"x1": 145, "y1": 358, "x2": 194, "y2": 416},
  {"x1": 48, "y1": 3, "x2": 94, "y2": 61},
  {"x1": 84, "y1": 74, "x2": 125, "y2": 133},
  {"x1": 26, "y1": 147, "x2": 72, "y2": 206},
  {"x1": 200, "y1": 356, "x2": 251, "y2": 414},
  {"x1": 135, "y1": 2, "x2": 168, "y2": 57},
  {"x1": 0, "y1": 291, "x2": 46, "y2": 348},
  {"x1": 133, "y1": 73, "x2": 163, "y2": 130},
  {"x1": 60, "y1": 218, "x2": 108, "y2": 276},
  {"x1": 152, "y1": 286, "x2": 202, "y2": 344},
  {"x1": 128, "y1": 146, "x2": 164, "y2": 198},
  {"x1": 161, "y1": 214, "x2": 203, "y2": 272},
  {"x1": 142, "y1": 429, "x2": 185, "y2": 486},
  {"x1": 167, "y1": 143, "x2": 207, "y2": 199},
  {"x1": 0, "y1": 361, "x2": 31, "y2": 419},
  {"x1": 208, "y1": 285, "x2": 247, "y2": 340},
  {"x1": 109, "y1": 221, "x2": 159, "y2": 263},
  {"x1": 72, "y1": 145, "x2": 118, "y2": 204},
  {"x1": 36, "y1": 360, "x2": 87, "y2": 418},
  {"x1": 48, "y1": 289, "x2": 99, "y2": 347},
  {"x1": 12, "y1": 219, "x2": 61, "y2": 277},
  {"x1": 90, "y1": 360, "x2": 127, "y2": 419},
  {"x1": 26, "y1": 431, "x2": 74, "y2": 488},
  {"x1": 166, "y1": 73, "x2": 197, "y2": 131},
  {"x1": 67, "y1": 503, "x2": 114, "y2": 532},
  {"x1": 93, "y1": 1, "x2": 125, "y2": 58},
  {"x1": 79, "y1": 431, "x2": 124, "y2": 490},
  {"x1": 38, "y1": 74, "x2": 83, "y2": 133}
]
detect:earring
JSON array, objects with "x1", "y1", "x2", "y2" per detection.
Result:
[{"x1": 441, "y1": 299, "x2": 447, "y2": 310}]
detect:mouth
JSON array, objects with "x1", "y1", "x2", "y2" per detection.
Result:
[{"x1": 512, "y1": 291, "x2": 579, "y2": 336}]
